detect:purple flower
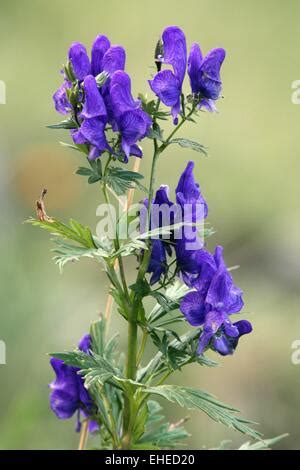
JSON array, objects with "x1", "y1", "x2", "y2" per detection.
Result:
[
  {"x1": 149, "y1": 26, "x2": 187, "y2": 124},
  {"x1": 175, "y1": 161, "x2": 208, "y2": 216},
  {"x1": 188, "y1": 44, "x2": 226, "y2": 111},
  {"x1": 174, "y1": 161, "x2": 208, "y2": 277},
  {"x1": 68, "y1": 42, "x2": 91, "y2": 81},
  {"x1": 180, "y1": 245, "x2": 250, "y2": 356},
  {"x1": 110, "y1": 71, "x2": 152, "y2": 159},
  {"x1": 145, "y1": 185, "x2": 174, "y2": 284},
  {"x1": 49, "y1": 334, "x2": 98, "y2": 432},
  {"x1": 212, "y1": 320, "x2": 252, "y2": 356},
  {"x1": 53, "y1": 80, "x2": 72, "y2": 115},
  {"x1": 72, "y1": 118, "x2": 110, "y2": 160}
]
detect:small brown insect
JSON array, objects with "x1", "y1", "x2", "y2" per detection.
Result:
[{"x1": 36, "y1": 188, "x2": 53, "y2": 222}]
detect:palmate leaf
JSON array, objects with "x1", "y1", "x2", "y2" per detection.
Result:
[
  {"x1": 105, "y1": 166, "x2": 146, "y2": 196},
  {"x1": 168, "y1": 138, "x2": 208, "y2": 155},
  {"x1": 144, "y1": 385, "x2": 261, "y2": 440},
  {"x1": 76, "y1": 159, "x2": 103, "y2": 184}
]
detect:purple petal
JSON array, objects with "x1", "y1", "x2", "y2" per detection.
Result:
[
  {"x1": 188, "y1": 43, "x2": 203, "y2": 94},
  {"x1": 198, "y1": 48, "x2": 226, "y2": 100},
  {"x1": 53, "y1": 81, "x2": 71, "y2": 115},
  {"x1": 81, "y1": 75, "x2": 107, "y2": 120},
  {"x1": 72, "y1": 118, "x2": 109, "y2": 154},
  {"x1": 149, "y1": 70, "x2": 181, "y2": 107},
  {"x1": 180, "y1": 291, "x2": 207, "y2": 326},
  {"x1": 78, "y1": 334, "x2": 91, "y2": 354},
  {"x1": 129, "y1": 144, "x2": 143, "y2": 158},
  {"x1": 68, "y1": 42, "x2": 90, "y2": 81},
  {"x1": 102, "y1": 45, "x2": 126, "y2": 75},
  {"x1": 162, "y1": 26, "x2": 187, "y2": 85},
  {"x1": 198, "y1": 98, "x2": 218, "y2": 113},
  {"x1": 110, "y1": 71, "x2": 140, "y2": 119},
  {"x1": 147, "y1": 239, "x2": 167, "y2": 285},
  {"x1": 176, "y1": 161, "x2": 208, "y2": 218},
  {"x1": 119, "y1": 109, "x2": 151, "y2": 157},
  {"x1": 91, "y1": 35, "x2": 111, "y2": 76},
  {"x1": 89, "y1": 420, "x2": 99, "y2": 433},
  {"x1": 234, "y1": 319, "x2": 253, "y2": 336},
  {"x1": 50, "y1": 389, "x2": 79, "y2": 419},
  {"x1": 197, "y1": 310, "x2": 227, "y2": 354},
  {"x1": 206, "y1": 249, "x2": 244, "y2": 315},
  {"x1": 213, "y1": 335, "x2": 231, "y2": 355}
]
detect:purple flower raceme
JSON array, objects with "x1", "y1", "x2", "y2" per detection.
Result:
[
  {"x1": 49, "y1": 334, "x2": 98, "y2": 432},
  {"x1": 53, "y1": 34, "x2": 151, "y2": 161},
  {"x1": 188, "y1": 43, "x2": 226, "y2": 112},
  {"x1": 149, "y1": 26, "x2": 187, "y2": 124},
  {"x1": 180, "y1": 245, "x2": 252, "y2": 356}
]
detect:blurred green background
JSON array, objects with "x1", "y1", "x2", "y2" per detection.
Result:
[{"x1": 0, "y1": 0, "x2": 300, "y2": 450}]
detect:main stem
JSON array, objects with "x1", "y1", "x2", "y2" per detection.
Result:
[{"x1": 123, "y1": 101, "x2": 197, "y2": 448}]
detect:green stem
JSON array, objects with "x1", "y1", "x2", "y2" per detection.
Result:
[
  {"x1": 159, "y1": 104, "x2": 196, "y2": 152},
  {"x1": 102, "y1": 168, "x2": 130, "y2": 303},
  {"x1": 122, "y1": 99, "x2": 197, "y2": 448},
  {"x1": 137, "y1": 330, "x2": 148, "y2": 367}
]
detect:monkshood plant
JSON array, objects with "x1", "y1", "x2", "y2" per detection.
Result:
[{"x1": 27, "y1": 26, "x2": 284, "y2": 450}]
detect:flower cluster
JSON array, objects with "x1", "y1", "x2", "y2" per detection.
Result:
[
  {"x1": 53, "y1": 35, "x2": 151, "y2": 161},
  {"x1": 49, "y1": 334, "x2": 98, "y2": 432},
  {"x1": 146, "y1": 161, "x2": 252, "y2": 356},
  {"x1": 150, "y1": 26, "x2": 226, "y2": 121}
]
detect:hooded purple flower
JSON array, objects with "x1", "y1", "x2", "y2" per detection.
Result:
[
  {"x1": 180, "y1": 245, "x2": 250, "y2": 356},
  {"x1": 212, "y1": 319, "x2": 252, "y2": 356},
  {"x1": 110, "y1": 71, "x2": 152, "y2": 159},
  {"x1": 149, "y1": 26, "x2": 187, "y2": 124},
  {"x1": 71, "y1": 75, "x2": 110, "y2": 159},
  {"x1": 188, "y1": 44, "x2": 226, "y2": 111},
  {"x1": 145, "y1": 185, "x2": 174, "y2": 284},
  {"x1": 49, "y1": 334, "x2": 98, "y2": 432},
  {"x1": 53, "y1": 80, "x2": 72, "y2": 115},
  {"x1": 68, "y1": 42, "x2": 91, "y2": 81},
  {"x1": 174, "y1": 161, "x2": 208, "y2": 277}
]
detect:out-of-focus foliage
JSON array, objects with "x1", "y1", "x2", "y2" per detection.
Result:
[{"x1": 0, "y1": 0, "x2": 300, "y2": 449}]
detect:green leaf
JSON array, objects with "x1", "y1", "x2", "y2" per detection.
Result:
[
  {"x1": 168, "y1": 138, "x2": 208, "y2": 155},
  {"x1": 238, "y1": 433, "x2": 288, "y2": 450},
  {"x1": 88, "y1": 174, "x2": 102, "y2": 184},
  {"x1": 137, "y1": 400, "x2": 190, "y2": 449},
  {"x1": 76, "y1": 167, "x2": 93, "y2": 176},
  {"x1": 59, "y1": 141, "x2": 89, "y2": 155},
  {"x1": 105, "y1": 166, "x2": 145, "y2": 196},
  {"x1": 144, "y1": 385, "x2": 261, "y2": 440},
  {"x1": 26, "y1": 217, "x2": 96, "y2": 249},
  {"x1": 148, "y1": 281, "x2": 192, "y2": 323},
  {"x1": 130, "y1": 279, "x2": 151, "y2": 298},
  {"x1": 147, "y1": 124, "x2": 164, "y2": 142},
  {"x1": 52, "y1": 239, "x2": 100, "y2": 272},
  {"x1": 47, "y1": 119, "x2": 77, "y2": 130},
  {"x1": 76, "y1": 160, "x2": 102, "y2": 184}
]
